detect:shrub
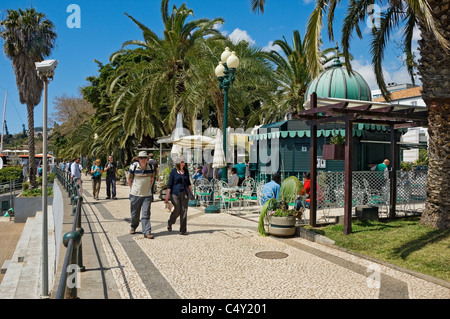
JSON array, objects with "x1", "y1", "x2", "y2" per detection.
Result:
[
  {"x1": 22, "y1": 182, "x2": 30, "y2": 191},
  {"x1": 0, "y1": 166, "x2": 23, "y2": 183}
]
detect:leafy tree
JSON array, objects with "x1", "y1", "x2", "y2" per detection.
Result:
[
  {"x1": 185, "y1": 39, "x2": 277, "y2": 130},
  {"x1": 108, "y1": 0, "x2": 225, "y2": 142},
  {"x1": 0, "y1": 8, "x2": 57, "y2": 186}
]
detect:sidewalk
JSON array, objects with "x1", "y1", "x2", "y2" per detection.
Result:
[{"x1": 65, "y1": 173, "x2": 449, "y2": 300}]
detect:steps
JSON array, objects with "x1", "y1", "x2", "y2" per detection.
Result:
[{"x1": 0, "y1": 207, "x2": 56, "y2": 299}]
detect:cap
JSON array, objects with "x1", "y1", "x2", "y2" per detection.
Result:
[
  {"x1": 174, "y1": 155, "x2": 186, "y2": 164},
  {"x1": 138, "y1": 151, "x2": 148, "y2": 158}
]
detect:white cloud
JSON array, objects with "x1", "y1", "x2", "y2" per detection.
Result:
[
  {"x1": 262, "y1": 41, "x2": 281, "y2": 53},
  {"x1": 351, "y1": 58, "x2": 421, "y2": 91},
  {"x1": 351, "y1": 59, "x2": 391, "y2": 90},
  {"x1": 412, "y1": 26, "x2": 422, "y2": 41},
  {"x1": 228, "y1": 28, "x2": 255, "y2": 45}
]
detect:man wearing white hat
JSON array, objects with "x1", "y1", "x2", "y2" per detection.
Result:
[{"x1": 127, "y1": 151, "x2": 155, "y2": 239}]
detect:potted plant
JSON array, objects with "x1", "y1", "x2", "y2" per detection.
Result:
[
  {"x1": 258, "y1": 176, "x2": 304, "y2": 237},
  {"x1": 322, "y1": 134, "x2": 345, "y2": 160}
]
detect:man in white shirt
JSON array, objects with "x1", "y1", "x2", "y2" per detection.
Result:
[
  {"x1": 70, "y1": 157, "x2": 83, "y2": 197},
  {"x1": 127, "y1": 151, "x2": 155, "y2": 239}
]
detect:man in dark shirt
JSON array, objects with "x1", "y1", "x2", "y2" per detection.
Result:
[{"x1": 105, "y1": 155, "x2": 118, "y2": 199}]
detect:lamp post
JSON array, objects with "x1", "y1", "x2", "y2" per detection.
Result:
[
  {"x1": 35, "y1": 59, "x2": 58, "y2": 298},
  {"x1": 215, "y1": 47, "x2": 239, "y2": 183}
]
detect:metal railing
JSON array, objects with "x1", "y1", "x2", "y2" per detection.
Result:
[
  {"x1": 256, "y1": 170, "x2": 427, "y2": 219},
  {"x1": 54, "y1": 167, "x2": 85, "y2": 299}
]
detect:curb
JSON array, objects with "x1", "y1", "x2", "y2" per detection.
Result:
[{"x1": 296, "y1": 226, "x2": 336, "y2": 245}]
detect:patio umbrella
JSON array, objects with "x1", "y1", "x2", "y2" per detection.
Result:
[
  {"x1": 212, "y1": 133, "x2": 226, "y2": 169},
  {"x1": 172, "y1": 135, "x2": 216, "y2": 149},
  {"x1": 171, "y1": 113, "x2": 186, "y2": 156}
]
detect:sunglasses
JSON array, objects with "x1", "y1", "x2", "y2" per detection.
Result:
[{"x1": 138, "y1": 157, "x2": 147, "y2": 160}]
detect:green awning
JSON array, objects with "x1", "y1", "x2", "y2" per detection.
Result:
[{"x1": 248, "y1": 125, "x2": 406, "y2": 141}]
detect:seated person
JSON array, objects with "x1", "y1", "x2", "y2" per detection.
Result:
[
  {"x1": 228, "y1": 167, "x2": 239, "y2": 187},
  {"x1": 193, "y1": 166, "x2": 204, "y2": 181},
  {"x1": 295, "y1": 172, "x2": 324, "y2": 210},
  {"x1": 296, "y1": 172, "x2": 310, "y2": 210},
  {"x1": 261, "y1": 173, "x2": 281, "y2": 206}
]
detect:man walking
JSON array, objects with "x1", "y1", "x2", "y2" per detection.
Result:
[
  {"x1": 70, "y1": 157, "x2": 83, "y2": 197},
  {"x1": 127, "y1": 151, "x2": 155, "y2": 239},
  {"x1": 105, "y1": 155, "x2": 118, "y2": 199}
]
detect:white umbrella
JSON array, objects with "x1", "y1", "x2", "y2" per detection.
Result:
[
  {"x1": 171, "y1": 113, "x2": 186, "y2": 156},
  {"x1": 172, "y1": 135, "x2": 216, "y2": 149},
  {"x1": 212, "y1": 133, "x2": 226, "y2": 168}
]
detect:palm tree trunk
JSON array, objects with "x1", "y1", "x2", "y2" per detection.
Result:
[
  {"x1": 27, "y1": 103, "x2": 36, "y2": 187},
  {"x1": 417, "y1": 0, "x2": 450, "y2": 229}
]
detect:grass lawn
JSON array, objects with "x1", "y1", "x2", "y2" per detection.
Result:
[{"x1": 306, "y1": 217, "x2": 450, "y2": 282}]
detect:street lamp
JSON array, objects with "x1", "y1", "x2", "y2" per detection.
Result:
[
  {"x1": 35, "y1": 59, "x2": 58, "y2": 298},
  {"x1": 215, "y1": 47, "x2": 239, "y2": 182}
]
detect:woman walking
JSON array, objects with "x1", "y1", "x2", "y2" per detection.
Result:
[
  {"x1": 90, "y1": 159, "x2": 103, "y2": 200},
  {"x1": 165, "y1": 157, "x2": 192, "y2": 235}
]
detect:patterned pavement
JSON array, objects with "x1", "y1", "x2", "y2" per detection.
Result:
[{"x1": 70, "y1": 174, "x2": 449, "y2": 301}]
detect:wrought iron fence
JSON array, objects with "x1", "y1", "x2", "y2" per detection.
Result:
[{"x1": 256, "y1": 170, "x2": 427, "y2": 218}]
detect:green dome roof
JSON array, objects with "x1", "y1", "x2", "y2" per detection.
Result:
[{"x1": 305, "y1": 57, "x2": 372, "y2": 102}]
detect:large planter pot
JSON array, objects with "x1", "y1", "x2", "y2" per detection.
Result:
[
  {"x1": 268, "y1": 215, "x2": 296, "y2": 237},
  {"x1": 322, "y1": 144, "x2": 345, "y2": 160}
]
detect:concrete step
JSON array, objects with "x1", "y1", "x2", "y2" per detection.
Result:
[
  {"x1": 0, "y1": 216, "x2": 35, "y2": 298},
  {"x1": 1, "y1": 260, "x2": 10, "y2": 274},
  {"x1": 13, "y1": 211, "x2": 43, "y2": 298},
  {"x1": 0, "y1": 206, "x2": 56, "y2": 299},
  {"x1": 14, "y1": 207, "x2": 56, "y2": 299}
]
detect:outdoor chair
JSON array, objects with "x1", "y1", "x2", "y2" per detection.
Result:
[
  {"x1": 362, "y1": 179, "x2": 390, "y2": 217},
  {"x1": 210, "y1": 178, "x2": 223, "y2": 206},
  {"x1": 194, "y1": 179, "x2": 211, "y2": 206},
  {"x1": 218, "y1": 180, "x2": 240, "y2": 213},
  {"x1": 335, "y1": 181, "x2": 364, "y2": 208},
  {"x1": 240, "y1": 177, "x2": 257, "y2": 210}
]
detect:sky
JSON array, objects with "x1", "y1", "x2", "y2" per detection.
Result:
[{"x1": 0, "y1": 0, "x2": 421, "y2": 135}]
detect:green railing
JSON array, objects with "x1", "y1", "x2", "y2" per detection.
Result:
[{"x1": 54, "y1": 167, "x2": 85, "y2": 299}]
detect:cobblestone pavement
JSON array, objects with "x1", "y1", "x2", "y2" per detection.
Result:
[{"x1": 74, "y1": 174, "x2": 449, "y2": 300}]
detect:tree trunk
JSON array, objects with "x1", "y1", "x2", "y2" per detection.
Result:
[
  {"x1": 27, "y1": 103, "x2": 36, "y2": 187},
  {"x1": 416, "y1": 0, "x2": 450, "y2": 229}
]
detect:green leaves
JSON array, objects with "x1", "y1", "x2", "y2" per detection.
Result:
[
  {"x1": 279, "y1": 176, "x2": 303, "y2": 204},
  {"x1": 258, "y1": 176, "x2": 303, "y2": 236}
]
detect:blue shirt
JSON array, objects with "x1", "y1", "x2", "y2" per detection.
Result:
[
  {"x1": 167, "y1": 168, "x2": 191, "y2": 195},
  {"x1": 261, "y1": 180, "x2": 280, "y2": 206},
  {"x1": 234, "y1": 163, "x2": 246, "y2": 178}
]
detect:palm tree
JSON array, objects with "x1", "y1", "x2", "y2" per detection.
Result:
[
  {"x1": 108, "y1": 0, "x2": 225, "y2": 142},
  {"x1": 250, "y1": 0, "x2": 449, "y2": 230},
  {"x1": 263, "y1": 30, "x2": 311, "y2": 119},
  {"x1": 0, "y1": 8, "x2": 57, "y2": 186},
  {"x1": 184, "y1": 39, "x2": 277, "y2": 130}
]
